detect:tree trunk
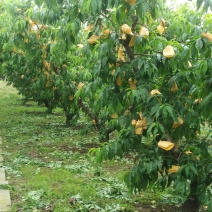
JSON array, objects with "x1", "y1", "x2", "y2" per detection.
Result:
[
  {"x1": 64, "y1": 107, "x2": 75, "y2": 127},
  {"x1": 65, "y1": 111, "x2": 74, "y2": 127},
  {"x1": 99, "y1": 130, "x2": 110, "y2": 143},
  {"x1": 43, "y1": 100, "x2": 53, "y2": 114},
  {"x1": 181, "y1": 195, "x2": 200, "y2": 212},
  {"x1": 78, "y1": 98, "x2": 115, "y2": 142},
  {"x1": 99, "y1": 127, "x2": 115, "y2": 143},
  {"x1": 181, "y1": 183, "x2": 200, "y2": 212}
]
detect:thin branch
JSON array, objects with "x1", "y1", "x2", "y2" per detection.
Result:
[
  {"x1": 131, "y1": 16, "x2": 138, "y2": 32},
  {"x1": 128, "y1": 53, "x2": 155, "y2": 57},
  {"x1": 165, "y1": 128, "x2": 173, "y2": 142},
  {"x1": 78, "y1": 98, "x2": 99, "y2": 128}
]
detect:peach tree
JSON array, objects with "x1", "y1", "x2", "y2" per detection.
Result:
[
  {"x1": 0, "y1": 1, "x2": 13, "y2": 79},
  {"x1": 61, "y1": 0, "x2": 211, "y2": 210},
  {"x1": 0, "y1": 1, "x2": 84, "y2": 125}
]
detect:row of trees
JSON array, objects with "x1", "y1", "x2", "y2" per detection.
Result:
[{"x1": 0, "y1": 0, "x2": 211, "y2": 211}]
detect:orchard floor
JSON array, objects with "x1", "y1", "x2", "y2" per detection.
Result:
[{"x1": 0, "y1": 80, "x2": 207, "y2": 212}]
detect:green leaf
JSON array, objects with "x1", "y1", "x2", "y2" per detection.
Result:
[
  {"x1": 196, "y1": 38, "x2": 203, "y2": 50},
  {"x1": 138, "y1": 58, "x2": 144, "y2": 69},
  {"x1": 191, "y1": 43, "x2": 198, "y2": 59},
  {"x1": 147, "y1": 122, "x2": 157, "y2": 135},
  {"x1": 159, "y1": 176, "x2": 167, "y2": 190},
  {"x1": 90, "y1": 0, "x2": 97, "y2": 14},
  {"x1": 149, "y1": 103, "x2": 160, "y2": 117},
  {"x1": 180, "y1": 48, "x2": 190, "y2": 62},
  {"x1": 189, "y1": 165, "x2": 198, "y2": 177},
  {"x1": 200, "y1": 61, "x2": 208, "y2": 75},
  {"x1": 116, "y1": 5, "x2": 127, "y2": 24},
  {"x1": 146, "y1": 162, "x2": 152, "y2": 174},
  {"x1": 135, "y1": 35, "x2": 143, "y2": 45}
]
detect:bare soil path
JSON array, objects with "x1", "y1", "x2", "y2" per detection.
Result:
[{"x1": 0, "y1": 136, "x2": 11, "y2": 212}]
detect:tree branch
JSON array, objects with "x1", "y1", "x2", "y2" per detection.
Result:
[
  {"x1": 131, "y1": 16, "x2": 138, "y2": 32},
  {"x1": 78, "y1": 98, "x2": 99, "y2": 128}
]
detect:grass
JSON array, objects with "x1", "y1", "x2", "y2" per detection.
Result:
[{"x1": 0, "y1": 80, "x2": 184, "y2": 211}]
